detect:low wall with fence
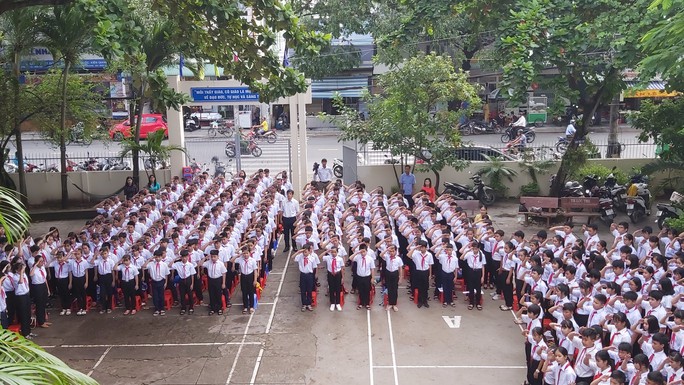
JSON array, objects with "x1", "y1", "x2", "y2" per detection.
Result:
[
  {"x1": 8, "y1": 170, "x2": 172, "y2": 206},
  {"x1": 357, "y1": 158, "x2": 675, "y2": 199}
]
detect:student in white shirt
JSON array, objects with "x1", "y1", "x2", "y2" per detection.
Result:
[
  {"x1": 143, "y1": 249, "x2": 171, "y2": 316},
  {"x1": 293, "y1": 244, "x2": 320, "y2": 312},
  {"x1": 173, "y1": 250, "x2": 197, "y2": 315},
  {"x1": 203, "y1": 250, "x2": 228, "y2": 316},
  {"x1": 30, "y1": 254, "x2": 51, "y2": 328},
  {"x1": 322, "y1": 247, "x2": 345, "y2": 311},
  {"x1": 551, "y1": 346, "x2": 576, "y2": 385},
  {"x1": 115, "y1": 255, "x2": 139, "y2": 315},
  {"x1": 461, "y1": 241, "x2": 486, "y2": 311}
]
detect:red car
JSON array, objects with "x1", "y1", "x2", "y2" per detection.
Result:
[{"x1": 109, "y1": 114, "x2": 168, "y2": 140}]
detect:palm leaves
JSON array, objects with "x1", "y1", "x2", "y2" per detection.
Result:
[
  {"x1": 0, "y1": 329, "x2": 97, "y2": 385},
  {"x1": 119, "y1": 129, "x2": 186, "y2": 179},
  {"x1": 0, "y1": 186, "x2": 30, "y2": 243}
]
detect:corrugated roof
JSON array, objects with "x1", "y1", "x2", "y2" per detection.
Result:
[
  {"x1": 311, "y1": 76, "x2": 369, "y2": 98},
  {"x1": 624, "y1": 80, "x2": 666, "y2": 90}
]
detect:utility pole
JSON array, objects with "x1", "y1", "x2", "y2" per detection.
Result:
[{"x1": 606, "y1": 93, "x2": 621, "y2": 158}]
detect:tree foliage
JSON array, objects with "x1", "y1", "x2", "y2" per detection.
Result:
[
  {"x1": 119, "y1": 129, "x2": 185, "y2": 180},
  {"x1": 334, "y1": 54, "x2": 481, "y2": 190},
  {"x1": 640, "y1": 0, "x2": 684, "y2": 90},
  {"x1": 496, "y1": 0, "x2": 655, "y2": 194},
  {"x1": 28, "y1": 71, "x2": 103, "y2": 147}
]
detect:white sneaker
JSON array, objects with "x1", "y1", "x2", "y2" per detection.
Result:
[
  {"x1": 59, "y1": 310, "x2": 66, "y2": 316},
  {"x1": 65, "y1": 310, "x2": 71, "y2": 316},
  {"x1": 336, "y1": 304, "x2": 342, "y2": 311},
  {"x1": 491, "y1": 294, "x2": 500, "y2": 300},
  {"x1": 330, "y1": 304, "x2": 335, "y2": 312}
]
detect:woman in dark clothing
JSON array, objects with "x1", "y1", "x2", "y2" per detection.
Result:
[{"x1": 123, "y1": 176, "x2": 138, "y2": 200}]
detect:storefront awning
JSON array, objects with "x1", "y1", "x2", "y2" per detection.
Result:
[
  {"x1": 624, "y1": 81, "x2": 678, "y2": 98},
  {"x1": 311, "y1": 76, "x2": 369, "y2": 99}
]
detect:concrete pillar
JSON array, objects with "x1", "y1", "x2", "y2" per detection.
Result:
[
  {"x1": 167, "y1": 75, "x2": 186, "y2": 176},
  {"x1": 297, "y1": 92, "x2": 308, "y2": 190},
  {"x1": 289, "y1": 96, "x2": 301, "y2": 194}
]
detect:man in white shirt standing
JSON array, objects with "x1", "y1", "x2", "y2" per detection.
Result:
[
  {"x1": 281, "y1": 190, "x2": 299, "y2": 253},
  {"x1": 315, "y1": 158, "x2": 333, "y2": 192}
]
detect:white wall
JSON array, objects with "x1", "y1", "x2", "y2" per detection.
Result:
[{"x1": 9, "y1": 170, "x2": 172, "y2": 205}]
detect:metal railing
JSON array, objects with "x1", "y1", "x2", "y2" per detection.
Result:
[{"x1": 357, "y1": 138, "x2": 657, "y2": 165}]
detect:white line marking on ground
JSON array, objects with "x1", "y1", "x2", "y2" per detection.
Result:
[
  {"x1": 373, "y1": 365, "x2": 527, "y2": 369},
  {"x1": 225, "y1": 308, "x2": 257, "y2": 384},
  {"x1": 367, "y1": 310, "x2": 375, "y2": 385},
  {"x1": 249, "y1": 348, "x2": 265, "y2": 384},
  {"x1": 42, "y1": 342, "x2": 262, "y2": 349},
  {"x1": 250, "y1": 234, "x2": 287, "y2": 384},
  {"x1": 87, "y1": 346, "x2": 111, "y2": 376},
  {"x1": 386, "y1": 310, "x2": 399, "y2": 385},
  {"x1": 265, "y1": 237, "x2": 290, "y2": 334}
]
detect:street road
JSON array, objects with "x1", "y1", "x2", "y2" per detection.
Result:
[{"x1": 8, "y1": 126, "x2": 652, "y2": 175}]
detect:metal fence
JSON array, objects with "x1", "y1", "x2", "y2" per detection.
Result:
[{"x1": 357, "y1": 137, "x2": 657, "y2": 165}]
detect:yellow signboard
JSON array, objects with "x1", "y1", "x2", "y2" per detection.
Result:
[{"x1": 624, "y1": 89, "x2": 679, "y2": 98}]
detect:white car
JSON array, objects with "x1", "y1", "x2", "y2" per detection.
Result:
[{"x1": 190, "y1": 112, "x2": 223, "y2": 122}]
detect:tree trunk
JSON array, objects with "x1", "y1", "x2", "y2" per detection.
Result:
[
  {"x1": 59, "y1": 61, "x2": 71, "y2": 209},
  {"x1": 12, "y1": 50, "x2": 27, "y2": 204},
  {"x1": 132, "y1": 79, "x2": 146, "y2": 187},
  {"x1": 606, "y1": 94, "x2": 621, "y2": 158},
  {"x1": 550, "y1": 101, "x2": 594, "y2": 196},
  {"x1": 432, "y1": 168, "x2": 441, "y2": 195}
]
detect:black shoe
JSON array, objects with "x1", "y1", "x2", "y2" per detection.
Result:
[
  {"x1": 417, "y1": 303, "x2": 422, "y2": 308},
  {"x1": 292, "y1": 247, "x2": 298, "y2": 252},
  {"x1": 283, "y1": 247, "x2": 290, "y2": 252},
  {"x1": 423, "y1": 302, "x2": 430, "y2": 308}
]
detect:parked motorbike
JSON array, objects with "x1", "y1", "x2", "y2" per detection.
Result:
[
  {"x1": 224, "y1": 138, "x2": 262, "y2": 158},
  {"x1": 207, "y1": 120, "x2": 235, "y2": 137},
  {"x1": 655, "y1": 192, "x2": 683, "y2": 229},
  {"x1": 24, "y1": 161, "x2": 44, "y2": 173},
  {"x1": 275, "y1": 115, "x2": 290, "y2": 130},
  {"x1": 555, "y1": 135, "x2": 587, "y2": 154},
  {"x1": 468, "y1": 119, "x2": 503, "y2": 135},
  {"x1": 443, "y1": 175, "x2": 496, "y2": 205},
  {"x1": 184, "y1": 118, "x2": 199, "y2": 132},
  {"x1": 500, "y1": 125, "x2": 536, "y2": 143},
  {"x1": 333, "y1": 158, "x2": 343, "y2": 178},
  {"x1": 210, "y1": 155, "x2": 234, "y2": 179},
  {"x1": 102, "y1": 158, "x2": 130, "y2": 171},
  {"x1": 597, "y1": 186, "x2": 616, "y2": 225},
  {"x1": 625, "y1": 174, "x2": 652, "y2": 224},
  {"x1": 550, "y1": 174, "x2": 584, "y2": 197},
  {"x1": 66, "y1": 122, "x2": 93, "y2": 145},
  {"x1": 144, "y1": 156, "x2": 168, "y2": 170}
]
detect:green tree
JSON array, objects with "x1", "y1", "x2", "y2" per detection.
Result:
[
  {"x1": 497, "y1": 0, "x2": 655, "y2": 195},
  {"x1": 108, "y1": 13, "x2": 189, "y2": 186},
  {"x1": 119, "y1": 129, "x2": 185, "y2": 181},
  {"x1": 478, "y1": 155, "x2": 518, "y2": 197},
  {"x1": 0, "y1": 8, "x2": 41, "y2": 202},
  {"x1": 28, "y1": 71, "x2": 102, "y2": 149},
  {"x1": 335, "y1": 54, "x2": 481, "y2": 190},
  {"x1": 38, "y1": 4, "x2": 97, "y2": 208},
  {"x1": 640, "y1": 0, "x2": 684, "y2": 90}
]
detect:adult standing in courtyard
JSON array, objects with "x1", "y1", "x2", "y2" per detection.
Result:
[
  {"x1": 316, "y1": 158, "x2": 333, "y2": 192},
  {"x1": 400, "y1": 165, "x2": 416, "y2": 209}
]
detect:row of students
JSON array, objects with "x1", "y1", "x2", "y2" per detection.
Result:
[{"x1": 0, "y1": 168, "x2": 294, "y2": 338}]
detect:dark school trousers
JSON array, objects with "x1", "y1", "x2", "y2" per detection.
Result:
[
  {"x1": 193, "y1": 273, "x2": 203, "y2": 303},
  {"x1": 327, "y1": 272, "x2": 342, "y2": 305},
  {"x1": 282, "y1": 217, "x2": 296, "y2": 249},
  {"x1": 498, "y1": 270, "x2": 514, "y2": 307},
  {"x1": 31, "y1": 283, "x2": 48, "y2": 325},
  {"x1": 385, "y1": 270, "x2": 399, "y2": 306},
  {"x1": 300, "y1": 272, "x2": 314, "y2": 306},
  {"x1": 121, "y1": 280, "x2": 136, "y2": 311},
  {"x1": 208, "y1": 277, "x2": 223, "y2": 312},
  {"x1": 56, "y1": 277, "x2": 71, "y2": 310},
  {"x1": 413, "y1": 269, "x2": 429, "y2": 305},
  {"x1": 441, "y1": 271, "x2": 455, "y2": 304},
  {"x1": 241, "y1": 272, "x2": 255, "y2": 309},
  {"x1": 14, "y1": 293, "x2": 31, "y2": 337},
  {"x1": 98, "y1": 273, "x2": 113, "y2": 310},
  {"x1": 151, "y1": 280, "x2": 165, "y2": 312},
  {"x1": 71, "y1": 276, "x2": 87, "y2": 310},
  {"x1": 357, "y1": 275, "x2": 372, "y2": 306},
  {"x1": 178, "y1": 277, "x2": 194, "y2": 311},
  {"x1": 467, "y1": 268, "x2": 483, "y2": 306}
]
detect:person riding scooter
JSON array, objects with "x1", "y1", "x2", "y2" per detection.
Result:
[
  {"x1": 507, "y1": 129, "x2": 528, "y2": 155},
  {"x1": 251, "y1": 117, "x2": 269, "y2": 136}
]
